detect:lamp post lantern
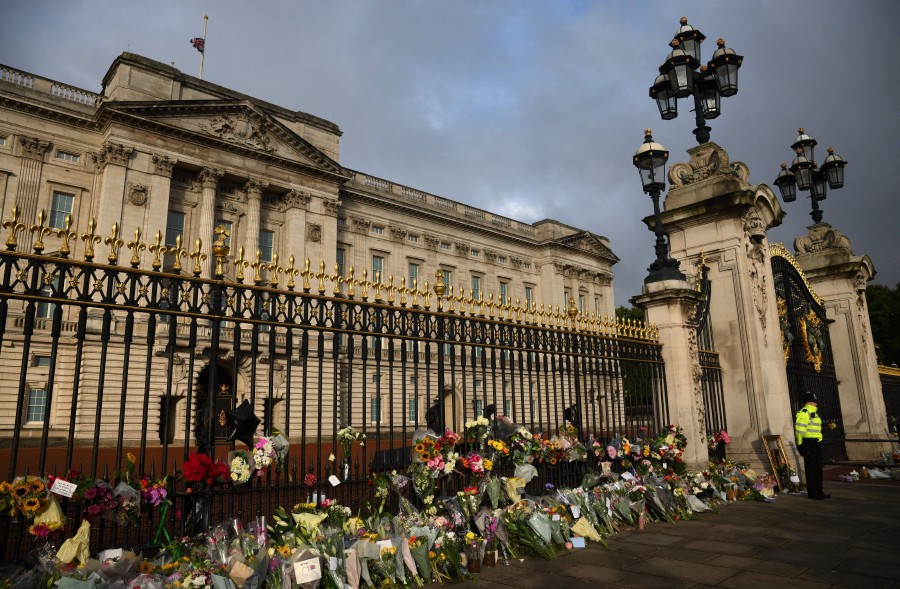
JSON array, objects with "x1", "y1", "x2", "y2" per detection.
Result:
[
  {"x1": 773, "y1": 129, "x2": 847, "y2": 223},
  {"x1": 649, "y1": 17, "x2": 743, "y2": 144},
  {"x1": 634, "y1": 130, "x2": 686, "y2": 284}
]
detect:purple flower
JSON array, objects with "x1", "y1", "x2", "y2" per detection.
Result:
[
  {"x1": 545, "y1": 482, "x2": 555, "y2": 490},
  {"x1": 84, "y1": 487, "x2": 98, "y2": 501}
]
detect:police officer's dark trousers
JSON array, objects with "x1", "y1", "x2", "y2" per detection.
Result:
[{"x1": 799, "y1": 439, "x2": 823, "y2": 498}]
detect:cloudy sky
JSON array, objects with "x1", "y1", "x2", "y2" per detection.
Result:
[{"x1": 2, "y1": 1, "x2": 897, "y2": 304}]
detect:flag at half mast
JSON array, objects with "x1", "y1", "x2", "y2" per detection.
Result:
[{"x1": 190, "y1": 37, "x2": 205, "y2": 54}]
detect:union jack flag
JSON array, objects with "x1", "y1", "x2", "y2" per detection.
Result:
[{"x1": 190, "y1": 37, "x2": 205, "y2": 54}]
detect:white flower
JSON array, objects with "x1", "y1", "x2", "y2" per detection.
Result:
[{"x1": 329, "y1": 453, "x2": 336, "y2": 462}]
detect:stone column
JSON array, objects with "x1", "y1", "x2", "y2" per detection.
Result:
[
  {"x1": 196, "y1": 168, "x2": 222, "y2": 278},
  {"x1": 649, "y1": 142, "x2": 797, "y2": 468},
  {"x1": 282, "y1": 189, "x2": 311, "y2": 263},
  {"x1": 632, "y1": 280, "x2": 708, "y2": 470},
  {"x1": 92, "y1": 141, "x2": 134, "y2": 237},
  {"x1": 15, "y1": 135, "x2": 52, "y2": 227},
  {"x1": 242, "y1": 178, "x2": 267, "y2": 261},
  {"x1": 793, "y1": 224, "x2": 890, "y2": 460},
  {"x1": 147, "y1": 154, "x2": 176, "y2": 239}
]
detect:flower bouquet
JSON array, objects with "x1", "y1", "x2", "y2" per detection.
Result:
[
  {"x1": 407, "y1": 535, "x2": 433, "y2": 584},
  {"x1": 10, "y1": 475, "x2": 49, "y2": 519},
  {"x1": 252, "y1": 437, "x2": 275, "y2": 475},
  {"x1": 228, "y1": 451, "x2": 253, "y2": 484},
  {"x1": 503, "y1": 501, "x2": 556, "y2": 560}
]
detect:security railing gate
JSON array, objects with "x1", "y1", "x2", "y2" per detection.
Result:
[
  {"x1": 694, "y1": 263, "x2": 726, "y2": 441},
  {"x1": 771, "y1": 245, "x2": 846, "y2": 462},
  {"x1": 0, "y1": 207, "x2": 668, "y2": 561}
]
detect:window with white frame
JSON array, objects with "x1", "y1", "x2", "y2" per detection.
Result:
[
  {"x1": 441, "y1": 269, "x2": 453, "y2": 289},
  {"x1": 474, "y1": 399, "x2": 484, "y2": 418},
  {"x1": 33, "y1": 355, "x2": 52, "y2": 367},
  {"x1": 408, "y1": 262, "x2": 419, "y2": 287},
  {"x1": 26, "y1": 388, "x2": 48, "y2": 423},
  {"x1": 56, "y1": 150, "x2": 80, "y2": 163},
  {"x1": 372, "y1": 225, "x2": 384, "y2": 235},
  {"x1": 407, "y1": 234, "x2": 419, "y2": 243},
  {"x1": 595, "y1": 297, "x2": 601, "y2": 315},
  {"x1": 564, "y1": 289, "x2": 572, "y2": 308},
  {"x1": 440, "y1": 242, "x2": 451, "y2": 251},
  {"x1": 370, "y1": 396, "x2": 382, "y2": 423},
  {"x1": 470, "y1": 249, "x2": 480, "y2": 258},
  {"x1": 165, "y1": 211, "x2": 185, "y2": 248},
  {"x1": 0, "y1": 136, "x2": 7, "y2": 146},
  {"x1": 524, "y1": 262, "x2": 532, "y2": 270},
  {"x1": 525, "y1": 286, "x2": 534, "y2": 309},
  {"x1": 499, "y1": 281, "x2": 509, "y2": 305},
  {"x1": 503, "y1": 399, "x2": 512, "y2": 418},
  {"x1": 471, "y1": 275, "x2": 481, "y2": 299},
  {"x1": 372, "y1": 255, "x2": 384, "y2": 282},
  {"x1": 579, "y1": 293, "x2": 586, "y2": 314},
  {"x1": 259, "y1": 230, "x2": 275, "y2": 262},
  {"x1": 498, "y1": 255, "x2": 507, "y2": 264},
  {"x1": 49, "y1": 191, "x2": 74, "y2": 229},
  {"x1": 408, "y1": 398, "x2": 418, "y2": 423}
]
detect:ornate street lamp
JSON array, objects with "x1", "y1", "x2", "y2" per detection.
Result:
[
  {"x1": 773, "y1": 128, "x2": 847, "y2": 223},
  {"x1": 648, "y1": 17, "x2": 743, "y2": 144},
  {"x1": 633, "y1": 130, "x2": 685, "y2": 283}
]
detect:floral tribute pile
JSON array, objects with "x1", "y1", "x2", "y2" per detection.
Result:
[{"x1": 1, "y1": 422, "x2": 774, "y2": 589}]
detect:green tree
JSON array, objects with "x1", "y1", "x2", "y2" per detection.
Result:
[
  {"x1": 615, "y1": 305, "x2": 645, "y2": 323},
  {"x1": 867, "y1": 283, "x2": 900, "y2": 366}
]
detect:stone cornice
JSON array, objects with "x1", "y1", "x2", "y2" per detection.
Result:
[{"x1": 17, "y1": 135, "x2": 52, "y2": 160}]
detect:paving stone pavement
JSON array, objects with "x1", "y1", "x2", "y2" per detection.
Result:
[{"x1": 447, "y1": 481, "x2": 900, "y2": 589}]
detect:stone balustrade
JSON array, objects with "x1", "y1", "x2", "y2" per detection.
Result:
[
  {"x1": 1, "y1": 63, "x2": 101, "y2": 106},
  {"x1": 348, "y1": 170, "x2": 535, "y2": 236}
]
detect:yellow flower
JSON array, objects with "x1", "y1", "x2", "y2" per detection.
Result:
[
  {"x1": 483, "y1": 459, "x2": 493, "y2": 471},
  {"x1": 278, "y1": 545, "x2": 293, "y2": 558},
  {"x1": 0, "y1": 482, "x2": 11, "y2": 494},
  {"x1": 137, "y1": 561, "x2": 155, "y2": 574},
  {"x1": 29, "y1": 479, "x2": 45, "y2": 494}
]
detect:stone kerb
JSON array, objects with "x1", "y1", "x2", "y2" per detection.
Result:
[{"x1": 632, "y1": 280, "x2": 708, "y2": 471}]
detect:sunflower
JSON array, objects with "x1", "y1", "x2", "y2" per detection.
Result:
[
  {"x1": 414, "y1": 443, "x2": 425, "y2": 453},
  {"x1": 137, "y1": 561, "x2": 156, "y2": 574},
  {"x1": 22, "y1": 497, "x2": 41, "y2": 513},
  {"x1": 566, "y1": 425, "x2": 576, "y2": 434},
  {"x1": 12, "y1": 483, "x2": 29, "y2": 498},
  {"x1": 29, "y1": 479, "x2": 45, "y2": 494},
  {"x1": 278, "y1": 545, "x2": 293, "y2": 558},
  {"x1": 0, "y1": 482, "x2": 11, "y2": 495}
]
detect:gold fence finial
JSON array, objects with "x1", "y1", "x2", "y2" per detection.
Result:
[
  {"x1": 127, "y1": 227, "x2": 146, "y2": 268},
  {"x1": 235, "y1": 246, "x2": 247, "y2": 283},
  {"x1": 286, "y1": 255, "x2": 298, "y2": 290},
  {"x1": 317, "y1": 260, "x2": 326, "y2": 294},
  {"x1": 82, "y1": 218, "x2": 101, "y2": 261},
  {"x1": 149, "y1": 231, "x2": 166, "y2": 270},
  {"x1": 270, "y1": 253, "x2": 283, "y2": 288},
  {"x1": 105, "y1": 222, "x2": 124, "y2": 264},
  {"x1": 251, "y1": 250, "x2": 265, "y2": 285},
  {"x1": 190, "y1": 238, "x2": 207, "y2": 276},
  {"x1": 30, "y1": 209, "x2": 52, "y2": 253},
  {"x1": 434, "y1": 269, "x2": 446, "y2": 311},
  {"x1": 170, "y1": 234, "x2": 187, "y2": 272},
  {"x1": 360, "y1": 268, "x2": 369, "y2": 300},
  {"x1": 58, "y1": 215, "x2": 77, "y2": 258},
  {"x1": 3, "y1": 206, "x2": 25, "y2": 250},
  {"x1": 332, "y1": 262, "x2": 342, "y2": 296},
  {"x1": 346, "y1": 267, "x2": 356, "y2": 298},
  {"x1": 303, "y1": 258, "x2": 311, "y2": 292}
]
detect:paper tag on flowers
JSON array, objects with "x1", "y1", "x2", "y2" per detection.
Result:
[
  {"x1": 50, "y1": 478, "x2": 78, "y2": 498},
  {"x1": 571, "y1": 537, "x2": 586, "y2": 548},
  {"x1": 294, "y1": 558, "x2": 322, "y2": 583},
  {"x1": 376, "y1": 539, "x2": 393, "y2": 550},
  {"x1": 328, "y1": 475, "x2": 341, "y2": 487},
  {"x1": 552, "y1": 514, "x2": 560, "y2": 521},
  {"x1": 98, "y1": 548, "x2": 123, "y2": 562},
  {"x1": 621, "y1": 472, "x2": 635, "y2": 481},
  {"x1": 570, "y1": 505, "x2": 581, "y2": 519},
  {"x1": 329, "y1": 557, "x2": 338, "y2": 571}
]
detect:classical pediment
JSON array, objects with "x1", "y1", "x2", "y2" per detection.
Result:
[
  {"x1": 551, "y1": 231, "x2": 620, "y2": 264},
  {"x1": 98, "y1": 100, "x2": 349, "y2": 180}
]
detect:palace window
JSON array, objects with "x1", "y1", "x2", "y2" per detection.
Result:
[
  {"x1": 336, "y1": 248, "x2": 346, "y2": 276},
  {"x1": 259, "y1": 229, "x2": 275, "y2": 262},
  {"x1": 408, "y1": 398, "x2": 418, "y2": 423},
  {"x1": 499, "y1": 281, "x2": 509, "y2": 305},
  {"x1": 49, "y1": 191, "x2": 74, "y2": 229},
  {"x1": 407, "y1": 234, "x2": 419, "y2": 243},
  {"x1": 26, "y1": 388, "x2": 48, "y2": 423},
  {"x1": 372, "y1": 226, "x2": 384, "y2": 235},
  {"x1": 165, "y1": 211, "x2": 185, "y2": 248},
  {"x1": 370, "y1": 397, "x2": 382, "y2": 424},
  {"x1": 525, "y1": 286, "x2": 534, "y2": 309},
  {"x1": 408, "y1": 262, "x2": 419, "y2": 287},
  {"x1": 440, "y1": 242, "x2": 451, "y2": 250},
  {"x1": 56, "y1": 150, "x2": 80, "y2": 163},
  {"x1": 33, "y1": 356, "x2": 52, "y2": 367},
  {"x1": 471, "y1": 275, "x2": 481, "y2": 299},
  {"x1": 372, "y1": 255, "x2": 384, "y2": 282}
]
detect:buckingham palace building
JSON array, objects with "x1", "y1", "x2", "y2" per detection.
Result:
[{"x1": 0, "y1": 53, "x2": 625, "y2": 465}]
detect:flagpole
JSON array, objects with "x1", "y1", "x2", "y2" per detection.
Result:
[{"x1": 199, "y1": 15, "x2": 208, "y2": 80}]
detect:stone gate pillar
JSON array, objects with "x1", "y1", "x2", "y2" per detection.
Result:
[
  {"x1": 793, "y1": 224, "x2": 890, "y2": 459},
  {"x1": 646, "y1": 142, "x2": 796, "y2": 468},
  {"x1": 632, "y1": 280, "x2": 708, "y2": 471}
]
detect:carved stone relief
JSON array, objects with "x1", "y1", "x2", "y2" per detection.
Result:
[
  {"x1": 151, "y1": 153, "x2": 176, "y2": 176},
  {"x1": 424, "y1": 235, "x2": 440, "y2": 250},
  {"x1": 197, "y1": 167, "x2": 223, "y2": 190},
  {"x1": 454, "y1": 241, "x2": 470, "y2": 255},
  {"x1": 684, "y1": 299, "x2": 707, "y2": 446},
  {"x1": 282, "y1": 189, "x2": 311, "y2": 211},
  {"x1": 243, "y1": 178, "x2": 269, "y2": 199},
  {"x1": 322, "y1": 199, "x2": 341, "y2": 216},
  {"x1": 216, "y1": 201, "x2": 244, "y2": 217},
  {"x1": 510, "y1": 257, "x2": 524, "y2": 270},
  {"x1": 351, "y1": 216, "x2": 371, "y2": 234},
  {"x1": 854, "y1": 273, "x2": 870, "y2": 357},
  {"x1": 484, "y1": 249, "x2": 498, "y2": 263},
  {"x1": 743, "y1": 209, "x2": 769, "y2": 343},
  {"x1": 794, "y1": 225, "x2": 852, "y2": 254},
  {"x1": 127, "y1": 183, "x2": 148, "y2": 206},
  {"x1": 668, "y1": 142, "x2": 750, "y2": 187},
  {"x1": 201, "y1": 113, "x2": 275, "y2": 152},
  {"x1": 91, "y1": 142, "x2": 134, "y2": 169},
  {"x1": 307, "y1": 223, "x2": 322, "y2": 243},
  {"x1": 18, "y1": 135, "x2": 52, "y2": 160},
  {"x1": 389, "y1": 225, "x2": 407, "y2": 241}
]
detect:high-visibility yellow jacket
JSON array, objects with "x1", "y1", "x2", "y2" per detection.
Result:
[{"x1": 795, "y1": 403, "x2": 822, "y2": 446}]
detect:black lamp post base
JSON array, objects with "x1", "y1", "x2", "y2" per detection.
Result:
[
  {"x1": 644, "y1": 264, "x2": 687, "y2": 284},
  {"x1": 693, "y1": 125, "x2": 711, "y2": 145}
]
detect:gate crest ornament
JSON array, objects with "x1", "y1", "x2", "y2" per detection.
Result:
[
  {"x1": 799, "y1": 306, "x2": 825, "y2": 372},
  {"x1": 776, "y1": 296, "x2": 793, "y2": 364}
]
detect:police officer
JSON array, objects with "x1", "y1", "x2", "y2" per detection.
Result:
[{"x1": 795, "y1": 392, "x2": 830, "y2": 500}]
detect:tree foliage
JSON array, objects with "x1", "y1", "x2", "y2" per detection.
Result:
[
  {"x1": 867, "y1": 283, "x2": 900, "y2": 366},
  {"x1": 615, "y1": 305, "x2": 645, "y2": 324}
]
